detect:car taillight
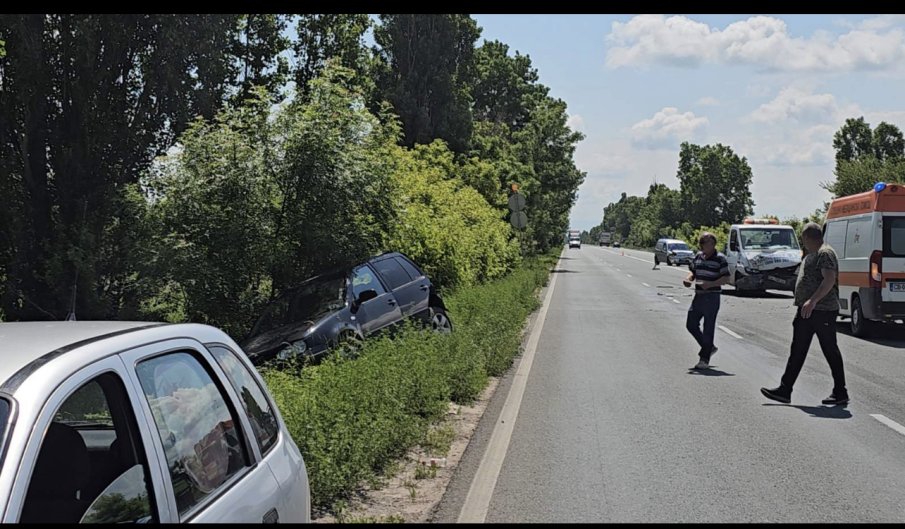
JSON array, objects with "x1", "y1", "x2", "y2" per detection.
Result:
[{"x1": 870, "y1": 250, "x2": 882, "y2": 288}]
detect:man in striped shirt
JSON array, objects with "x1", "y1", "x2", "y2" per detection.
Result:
[{"x1": 683, "y1": 232, "x2": 731, "y2": 370}]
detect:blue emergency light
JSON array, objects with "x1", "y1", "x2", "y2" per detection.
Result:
[{"x1": 874, "y1": 182, "x2": 887, "y2": 192}]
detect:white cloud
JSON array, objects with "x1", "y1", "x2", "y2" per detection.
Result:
[
  {"x1": 606, "y1": 15, "x2": 905, "y2": 72},
  {"x1": 567, "y1": 114, "x2": 586, "y2": 132},
  {"x1": 695, "y1": 96, "x2": 721, "y2": 107},
  {"x1": 630, "y1": 107, "x2": 708, "y2": 150},
  {"x1": 745, "y1": 85, "x2": 862, "y2": 127}
]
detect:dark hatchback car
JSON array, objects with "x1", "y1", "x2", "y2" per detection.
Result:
[{"x1": 240, "y1": 252, "x2": 451, "y2": 366}]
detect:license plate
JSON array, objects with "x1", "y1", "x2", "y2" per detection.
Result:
[{"x1": 891, "y1": 282, "x2": 905, "y2": 292}]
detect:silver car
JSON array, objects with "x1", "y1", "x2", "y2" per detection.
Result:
[
  {"x1": 654, "y1": 238, "x2": 695, "y2": 266},
  {"x1": 0, "y1": 322, "x2": 310, "y2": 523}
]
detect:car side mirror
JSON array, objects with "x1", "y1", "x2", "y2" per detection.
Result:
[{"x1": 353, "y1": 289, "x2": 379, "y2": 311}]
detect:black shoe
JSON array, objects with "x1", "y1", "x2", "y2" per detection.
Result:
[
  {"x1": 821, "y1": 393, "x2": 849, "y2": 406},
  {"x1": 761, "y1": 386, "x2": 791, "y2": 404}
]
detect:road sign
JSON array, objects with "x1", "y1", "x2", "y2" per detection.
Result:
[
  {"x1": 511, "y1": 211, "x2": 528, "y2": 230},
  {"x1": 508, "y1": 192, "x2": 525, "y2": 212}
]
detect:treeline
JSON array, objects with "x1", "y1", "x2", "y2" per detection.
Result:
[{"x1": 0, "y1": 15, "x2": 585, "y2": 334}]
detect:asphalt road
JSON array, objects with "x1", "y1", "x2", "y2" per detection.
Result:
[{"x1": 432, "y1": 245, "x2": 905, "y2": 523}]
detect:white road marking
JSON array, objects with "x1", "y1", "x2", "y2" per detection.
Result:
[
  {"x1": 871, "y1": 414, "x2": 905, "y2": 437},
  {"x1": 719, "y1": 325, "x2": 744, "y2": 339},
  {"x1": 458, "y1": 250, "x2": 562, "y2": 522},
  {"x1": 642, "y1": 282, "x2": 650, "y2": 287}
]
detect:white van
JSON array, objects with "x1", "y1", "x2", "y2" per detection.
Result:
[
  {"x1": 823, "y1": 182, "x2": 905, "y2": 336},
  {"x1": 725, "y1": 219, "x2": 802, "y2": 293}
]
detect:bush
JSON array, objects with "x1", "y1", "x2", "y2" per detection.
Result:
[{"x1": 261, "y1": 253, "x2": 556, "y2": 511}]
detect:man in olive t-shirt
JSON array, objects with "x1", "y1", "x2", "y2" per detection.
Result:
[{"x1": 761, "y1": 222, "x2": 849, "y2": 406}]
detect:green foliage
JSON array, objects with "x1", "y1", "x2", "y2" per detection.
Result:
[{"x1": 261, "y1": 255, "x2": 552, "y2": 510}]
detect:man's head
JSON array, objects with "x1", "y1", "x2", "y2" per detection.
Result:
[
  {"x1": 698, "y1": 232, "x2": 717, "y2": 256},
  {"x1": 800, "y1": 222, "x2": 824, "y2": 253}
]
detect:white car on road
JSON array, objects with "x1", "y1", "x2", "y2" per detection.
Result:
[{"x1": 0, "y1": 322, "x2": 310, "y2": 523}]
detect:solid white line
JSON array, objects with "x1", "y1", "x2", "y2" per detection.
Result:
[
  {"x1": 719, "y1": 325, "x2": 744, "y2": 340},
  {"x1": 458, "y1": 250, "x2": 562, "y2": 523},
  {"x1": 642, "y1": 282, "x2": 650, "y2": 287},
  {"x1": 871, "y1": 414, "x2": 905, "y2": 437}
]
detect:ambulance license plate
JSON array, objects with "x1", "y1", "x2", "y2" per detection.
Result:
[{"x1": 891, "y1": 282, "x2": 905, "y2": 292}]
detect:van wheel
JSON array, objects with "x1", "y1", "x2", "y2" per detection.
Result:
[
  {"x1": 666, "y1": 255, "x2": 673, "y2": 266},
  {"x1": 851, "y1": 297, "x2": 871, "y2": 337}
]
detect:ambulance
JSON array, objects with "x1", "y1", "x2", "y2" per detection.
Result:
[{"x1": 823, "y1": 182, "x2": 905, "y2": 336}]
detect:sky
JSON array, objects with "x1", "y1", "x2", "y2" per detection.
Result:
[{"x1": 471, "y1": 14, "x2": 905, "y2": 231}]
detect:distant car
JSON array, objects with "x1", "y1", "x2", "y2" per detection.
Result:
[
  {"x1": 654, "y1": 238, "x2": 694, "y2": 266},
  {"x1": 241, "y1": 252, "x2": 451, "y2": 366},
  {"x1": 569, "y1": 238, "x2": 581, "y2": 249},
  {"x1": 0, "y1": 322, "x2": 310, "y2": 523},
  {"x1": 612, "y1": 241, "x2": 621, "y2": 248}
]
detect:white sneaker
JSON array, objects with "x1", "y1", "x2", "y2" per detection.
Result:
[{"x1": 694, "y1": 360, "x2": 709, "y2": 370}]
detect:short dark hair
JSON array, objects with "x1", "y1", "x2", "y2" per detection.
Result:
[
  {"x1": 698, "y1": 232, "x2": 717, "y2": 245},
  {"x1": 801, "y1": 222, "x2": 823, "y2": 241}
]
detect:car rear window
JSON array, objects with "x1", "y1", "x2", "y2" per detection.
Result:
[{"x1": 885, "y1": 217, "x2": 905, "y2": 257}]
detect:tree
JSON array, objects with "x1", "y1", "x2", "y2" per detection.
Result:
[
  {"x1": 0, "y1": 14, "x2": 243, "y2": 321},
  {"x1": 872, "y1": 121, "x2": 905, "y2": 162},
  {"x1": 677, "y1": 142, "x2": 755, "y2": 229},
  {"x1": 231, "y1": 14, "x2": 291, "y2": 104},
  {"x1": 293, "y1": 14, "x2": 372, "y2": 102},
  {"x1": 833, "y1": 117, "x2": 873, "y2": 165},
  {"x1": 471, "y1": 40, "x2": 543, "y2": 129},
  {"x1": 827, "y1": 118, "x2": 905, "y2": 197},
  {"x1": 374, "y1": 14, "x2": 481, "y2": 152}
]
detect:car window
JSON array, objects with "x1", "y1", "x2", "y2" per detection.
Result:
[
  {"x1": 20, "y1": 374, "x2": 157, "y2": 524},
  {"x1": 208, "y1": 346, "x2": 279, "y2": 456},
  {"x1": 885, "y1": 217, "x2": 905, "y2": 257},
  {"x1": 668, "y1": 243, "x2": 689, "y2": 251},
  {"x1": 373, "y1": 258, "x2": 413, "y2": 290},
  {"x1": 135, "y1": 352, "x2": 249, "y2": 518},
  {"x1": 352, "y1": 264, "x2": 387, "y2": 301},
  {"x1": 395, "y1": 257, "x2": 423, "y2": 281}
]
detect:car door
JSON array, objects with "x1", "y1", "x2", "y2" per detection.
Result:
[
  {"x1": 372, "y1": 256, "x2": 423, "y2": 320},
  {"x1": 119, "y1": 338, "x2": 282, "y2": 523},
  {"x1": 8, "y1": 356, "x2": 170, "y2": 524},
  {"x1": 351, "y1": 264, "x2": 403, "y2": 335},
  {"x1": 727, "y1": 229, "x2": 740, "y2": 283},
  {"x1": 393, "y1": 256, "x2": 431, "y2": 319}
]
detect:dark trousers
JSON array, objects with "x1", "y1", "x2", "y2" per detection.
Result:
[
  {"x1": 780, "y1": 309, "x2": 847, "y2": 394},
  {"x1": 686, "y1": 292, "x2": 720, "y2": 361}
]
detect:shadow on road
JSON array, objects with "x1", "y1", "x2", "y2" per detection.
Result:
[
  {"x1": 550, "y1": 269, "x2": 579, "y2": 274},
  {"x1": 686, "y1": 367, "x2": 735, "y2": 376},
  {"x1": 836, "y1": 322, "x2": 905, "y2": 349},
  {"x1": 721, "y1": 289, "x2": 794, "y2": 299},
  {"x1": 762, "y1": 403, "x2": 853, "y2": 419}
]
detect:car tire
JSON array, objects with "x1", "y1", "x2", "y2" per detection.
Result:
[
  {"x1": 666, "y1": 255, "x2": 673, "y2": 266},
  {"x1": 851, "y1": 297, "x2": 871, "y2": 337},
  {"x1": 429, "y1": 307, "x2": 453, "y2": 334}
]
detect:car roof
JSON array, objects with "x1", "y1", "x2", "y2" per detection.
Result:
[
  {"x1": 659, "y1": 239, "x2": 687, "y2": 244},
  {"x1": 0, "y1": 321, "x2": 161, "y2": 389}
]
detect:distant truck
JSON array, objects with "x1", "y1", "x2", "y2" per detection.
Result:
[
  {"x1": 598, "y1": 232, "x2": 612, "y2": 246},
  {"x1": 567, "y1": 229, "x2": 581, "y2": 249}
]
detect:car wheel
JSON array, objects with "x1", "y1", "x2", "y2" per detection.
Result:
[
  {"x1": 666, "y1": 255, "x2": 673, "y2": 266},
  {"x1": 429, "y1": 307, "x2": 453, "y2": 334},
  {"x1": 851, "y1": 297, "x2": 870, "y2": 337}
]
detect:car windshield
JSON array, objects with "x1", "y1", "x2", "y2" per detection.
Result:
[
  {"x1": 668, "y1": 243, "x2": 689, "y2": 251},
  {"x1": 249, "y1": 276, "x2": 347, "y2": 338},
  {"x1": 739, "y1": 228, "x2": 799, "y2": 250}
]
